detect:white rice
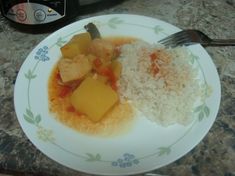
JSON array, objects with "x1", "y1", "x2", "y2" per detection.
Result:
[{"x1": 118, "y1": 41, "x2": 201, "y2": 126}]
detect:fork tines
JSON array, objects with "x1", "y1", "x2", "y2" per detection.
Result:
[{"x1": 158, "y1": 30, "x2": 195, "y2": 47}]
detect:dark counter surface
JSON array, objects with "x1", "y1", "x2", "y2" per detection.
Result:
[{"x1": 0, "y1": 0, "x2": 235, "y2": 175}]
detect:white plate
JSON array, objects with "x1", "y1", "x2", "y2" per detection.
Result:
[{"x1": 14, "y1": 14, "x2": 221, "y2": 175}]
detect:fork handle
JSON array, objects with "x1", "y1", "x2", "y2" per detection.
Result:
[{"x1": 206, "y1": 39, "x2": 235, "y2": 46}]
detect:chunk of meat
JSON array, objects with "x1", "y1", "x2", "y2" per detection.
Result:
[
  {"x1": 88, "y1": 39, "x2": 116, "y2": 63},
  {"x1": 58, "y1": 55, "x2": 92, "y2": 83}
]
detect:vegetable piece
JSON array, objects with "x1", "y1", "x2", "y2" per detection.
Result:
[
  {"x1": 86, "y1": 54, "x2": 103, "y2": 71},
  {"x1": 58, "y1": 55, "x2": 92, "y2": 83},
  {"x1": 111, "y1": 60, "x2": 122, "y2": 79},
  {"x1": 60, "y1": 32, "x2": 92, "y2": 58},
  {"x1": 149, "y1": 52, "x2": 160, "y2": 77},
  {"x1": 98, "y1": 66, "x2": 118, "y2": 91},
  {"x1": 93, "y1": 58, "x2": 102, "y2": 68},
  {"x1": 66, "y1": 106, "x2": 76, "y2": 112},
  {"x1": 98, "y1": 67, "x2": 116, "y2": 83},
  {"x1": 88, "y1": 39, "x2": 116, "y2": 63},
  {"x1": 59, "y1": 86, "x2": 72, "y2": 98},
  {"x1": 84, "y1": 23, "x2": 101, "y2": 39},
  {"x1": 60, "y1": 43, "x2": 80, "y2": 59},
  {"x1": 70, "y1": 77, "x2": 118, "y2": 122},
  {"x1": 150, "y1": 52, "x2": 158, "y2": 62}
]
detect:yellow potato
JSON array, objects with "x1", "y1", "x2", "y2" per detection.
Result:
[
  {"x1": 60, "y1": 43, "x2": 80, "y2": 59},
  {"x1": 60, "y1": 32, "x2": 92, "y2": 59},
  {"x1": 70, "y1": 32, "x2": 91, "y2": 44},
  {"x1": 70, "y1": 77, "x2": 118, "y2": 122}
]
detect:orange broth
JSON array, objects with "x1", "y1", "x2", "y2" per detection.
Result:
[{"x1": 48, "y1": 37, "x2": 136, "y2": 137}]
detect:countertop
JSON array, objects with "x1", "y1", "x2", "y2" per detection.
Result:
[{"x1": 0, "y1": 0, "x2": 235, "y2": 175}]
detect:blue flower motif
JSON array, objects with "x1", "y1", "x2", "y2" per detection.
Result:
[
  {"x1": 120, "y1": 163, "x2": 127, "y2": 168},
  {"x1": 34, "y1": 46, "x2": 50, "y2": 62},
  {"x1": 111, "y1": 153, "x2": 139, "y2": 168}
]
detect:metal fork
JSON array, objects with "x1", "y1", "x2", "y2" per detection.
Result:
[{"x1": 158, "y1": 29, "x2": 235, "y2": 47}]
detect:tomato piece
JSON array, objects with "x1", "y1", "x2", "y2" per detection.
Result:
[
  {"x1": 56, "y1": 71, "x2": 62, "y2": 81},
  {"x1": 66, "y1": 106, "x2": 84, "y2": 116},
  {"x1": 150, "y1": 52, "x2": 157, "y2": 62},
  {"x1": 103, "y1": 67, "x2": 116, "y2": 82},
  {"x1": 93, "y1": 58, "x2": 102, "y2": 68},
  {"x1": 97, "y1": 66, "x2": 118, "y2": 91},
  {"x1": 59, "y1": 86, "x2": 72, "y2": 98},
  {"x1": 149, "y1": 52, "x2": 160, "y2": 77},
  {"x1": 110, "y1": 81, "x2": 118, "y2": 91},
  {"x1": 152, "y1": 66, "x2": 159, "y2": 76},
  {"x1": 108, "y1": 71, "x2": 116, "y2": 83},
  {"x1": 76, "y1": 110, "x2": 85, "y2": 116},
  {"x1": 66, "y1": 106, "x2": 75, "y2": 112}
]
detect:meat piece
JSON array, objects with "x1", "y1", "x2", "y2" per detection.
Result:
[
  {"x1": 58, "y1": 55, "x2": 92, "y2": 83},
  {"x1": 88, "y1": 39, "x2": 115, "y2": 63}
]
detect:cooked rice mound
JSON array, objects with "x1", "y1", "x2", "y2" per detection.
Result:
[{"x1": 118, "y1": 41, "x2": 201, "y2": 126}]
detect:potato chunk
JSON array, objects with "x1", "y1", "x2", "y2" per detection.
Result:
[
  {"x1": 70, "y1": 77, "x2": 118, "y2": 122},
  {"x1": 60, "y1": 32, "x2": 91, "y2": 58},
  {"x1": 58, "y1": 55, "x2": 92, "y2": 83}
]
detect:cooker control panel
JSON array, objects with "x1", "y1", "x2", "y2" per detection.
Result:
[{"x1": 1, "y1": 0, "x2": 66, "y2": 24}]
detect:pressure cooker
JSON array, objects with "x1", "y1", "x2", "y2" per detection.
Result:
[{"x1": 0, "y1": 0, "x2": 119, "y2": 32}]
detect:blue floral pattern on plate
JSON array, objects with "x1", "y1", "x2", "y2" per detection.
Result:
[
  {"x1": 112, "y1": 153, "x2": 139, "y2": 168},
  {"x1": 34, "y1": 46, "x2": 50, "y2": 62}
]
